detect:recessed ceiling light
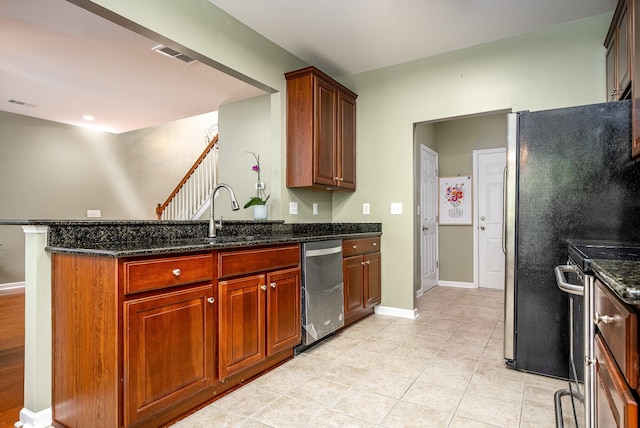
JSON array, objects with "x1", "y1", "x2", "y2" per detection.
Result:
[{"x1": 82, "y1": 115, "x2": 95, "y2": 121}]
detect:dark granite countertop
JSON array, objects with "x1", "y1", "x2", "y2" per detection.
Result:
[
  {"x1": 591, "y1": 259, "x2": 640, "y2": 305},
  {"x1": 0, "y1": 219, "x2": 382, "y2": 258}
]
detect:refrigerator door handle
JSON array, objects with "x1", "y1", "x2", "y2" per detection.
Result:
[{"x1": 502, "y1": 166, "x2": 507, "y2": 255}]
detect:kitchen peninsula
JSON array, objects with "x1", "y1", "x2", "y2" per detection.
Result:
[{"x1": 4, "y1": 219, "x2": 381, "y2": 428}]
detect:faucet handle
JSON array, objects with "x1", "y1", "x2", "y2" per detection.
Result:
[{"x1": 217, "y1": 216, "x2": 223, "y2": 228}]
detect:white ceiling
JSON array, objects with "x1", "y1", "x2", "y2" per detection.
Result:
[
  {"x1": 209, "y1": 0, "x2": 617, "y2": 77},
  {"x1": 1, "y1": 0, "x2": 617, "y2": 134}
]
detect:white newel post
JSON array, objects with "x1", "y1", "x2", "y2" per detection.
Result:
[{"x1": 16, "y1": 226, "x2": 52, "y2": 428}]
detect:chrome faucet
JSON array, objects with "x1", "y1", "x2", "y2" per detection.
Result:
[{"x1": 209, "y1": 183, "x2": 240, "y2": 238}]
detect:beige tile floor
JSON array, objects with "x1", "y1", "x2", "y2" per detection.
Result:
[{"x1": 172, "y1": 286, "x2": 579, "y2": 428}]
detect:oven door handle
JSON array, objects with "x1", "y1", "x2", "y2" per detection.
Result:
[{"x1": 554, "y1": 264, "x2": 584, "y2": 295}]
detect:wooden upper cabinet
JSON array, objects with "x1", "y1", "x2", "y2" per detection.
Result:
[
  {"x1": 633, "y1": 0, "x2": 640, "y2": 157},
  {"x1": 286, "y1": 66, "x2": 357, "y2": 191},
  {"x1": 606, "y1": 0, "x2": 633, "y2": 101}
]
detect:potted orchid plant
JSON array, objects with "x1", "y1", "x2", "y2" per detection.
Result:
[{"x1": 244, "y1": 151, "x2": 270, "y2": 219}]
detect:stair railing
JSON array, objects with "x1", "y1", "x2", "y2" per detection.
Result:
[{"x1": 156, "y1": 133, "x2": 218, "y2": 220}]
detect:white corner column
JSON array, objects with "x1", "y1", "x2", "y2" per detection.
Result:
[{"x1": 16, "y1": 226, "x2": 52, "y2": 428}]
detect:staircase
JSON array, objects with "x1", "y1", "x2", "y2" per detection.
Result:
[{"x1": 156, "y1": 131, "x2": 219, "y2": 220}]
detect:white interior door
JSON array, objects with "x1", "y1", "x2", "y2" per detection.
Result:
[
  {"x1": 421, "y1": 146, "x2": 438, "y2": 293},
  {"x1": 475, "y1": 149, "x2": 506, "y2": 290}
]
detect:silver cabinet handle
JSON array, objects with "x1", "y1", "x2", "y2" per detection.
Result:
[
  {"x1": 372, "y1": 242, "x2": 377, "y2": 246},
  {"x1": 585, "y1": 356, "x2": 596, "y2": 366},
  {"x1": 207, "y1": 297, "x2": 215, "y2": 304},
  {"x1": 594, "y1": 312, "x2": 614, "y2": 325},
  {"x1": 270, "y1": 282, "x2": 276, "y2": 288},
  {"x1": 260, "y1": 285, "x2": 267, "y2": 291},
  {"x1": 352, "y1": 245, "x2": 358, "y2": 249},
  {"x1": 172, "y1": 269, "x2": 181, "y2": 276},
  {"x1": 361, "y1": 261, "x2": 366, "y2": 266},
  {"x1": 365, "y1": 260, "x2": 370, "y2": 265}
]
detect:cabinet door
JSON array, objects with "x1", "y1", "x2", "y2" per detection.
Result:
[
  {"x1": 314, "y1": 77, "x2": 338, "y2": 187},
  {"x1": 337, "y1": 91, "x2": 356, "y2": 190},
  {"x1": 343, "y1": 255, "x2": 364, "y2": 322},
  {"x1": 595, "y1": 335, "x2": 638, "y2": 428},
  {"x1": 218, "y1": 274, "x2": 266, "y2": 379},
  {"x1": 617, "y1": 2, "x2": 631, "y2": 97},
  {"x1": 364, "y1": 252, "x2": 381, "y2": 308},
  {"x1": 607, "y1": 37, "x2": 618, "y2": 101},
  {"x1": 266, "y1": 268, "x2": 301, "y2": 355},
  {"x1": 124, "y1": 285, "x2": 215, "y2": 426}
]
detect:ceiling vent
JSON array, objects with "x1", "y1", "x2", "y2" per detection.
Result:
[
  {"x1": 151, "y1": 45, "x2": 197, "y2": 64},
  {"x1": 8, "y1": 99, "x2": 36, "y2": 108}
]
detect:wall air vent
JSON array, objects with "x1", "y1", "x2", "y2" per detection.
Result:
[
  {"x1": 8, "y1": 99, "x2": 37, "y2": 108},
  {"x1": 151, "y1": 45, "x2": 197, "y2": 64}
]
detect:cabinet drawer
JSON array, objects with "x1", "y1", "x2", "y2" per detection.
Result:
[
  {"x1": 124, "y1": 254, "x2": 213, "y2": 294},
  {"x1": 594, "y1": 279, "x2": 639, "y2": 388},
  {"x1": 595, "y1": 334, "x2": 638, "y2": 427},
  {"x1": 218, "y1": 245, "x2": 300, "y2": 279},
  {"x1": 342, "y1": 237, "x2": 380, "y2": 257}
]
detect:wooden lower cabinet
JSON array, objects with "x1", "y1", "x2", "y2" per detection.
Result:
[
  {"x1": 51, "y1": 246, "x2": 301, "y2": 428},
  {"x1": 218, "y1": 267, "x2": 301, "y2": 379},
  {"x1": 123, "y1": 285, "x2": 215, "y2": 426},
  {"x1": 595, "y1": 334, "x2": 638, "y2": 427},
  {"x1": 342, "y1": 238, "x2": 381, "y2": 327}
]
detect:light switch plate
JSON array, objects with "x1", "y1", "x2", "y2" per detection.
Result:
[
  {"x1": 390, "y1": 203, "x2": 403, "y2": 215},
  {"x1": 87, "y1": 209, "x2": 102, "y2": 218},
  {"x1": 312, "y1": 203, "x2": 318, "y2": 215},
  {"x1": 289, "y1": 201, "x2": 298, "y2": 215},
  {"x1": 363, "y1": 203, "x2": 370, "y2": 215}
]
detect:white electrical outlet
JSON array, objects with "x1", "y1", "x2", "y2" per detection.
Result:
[
  {"x1": 363, "y1": 203, "x2": 370, "y2": 215},
  {"x1": 289, "y1": 201, "x2": 298, "y2": 215},
  {"x1": 390, "y1": 203, "x2": 403, "y2": 215},
  {"x1": 87, "y1": 209, "x2": 102, "y2": 218},
  {"x1": 312, "y1": 203, "x2": 318, "y2": 215}
]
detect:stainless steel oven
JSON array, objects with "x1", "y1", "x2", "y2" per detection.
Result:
[{"x1": 554, "y1": 256, "x2": 592, "y2": 428}]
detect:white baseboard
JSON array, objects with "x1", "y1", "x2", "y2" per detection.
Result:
[
  {"x1": 0, "y1": 281, "x2": 25, "y2": 295},
  {"x1": 415, "y1": 288, "x2": 423, "y2": 298},
  {"x1": 15, "y1": 407, "x2": 52, "y2": 428},
  {"x1": 438, "y1": 280, "x2": 475, "y2": 289},
  {"x1": 374, "y1": 305, "x2": 418, "y2": 320}
]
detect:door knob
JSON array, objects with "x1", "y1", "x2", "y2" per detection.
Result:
[
  {"x1": 480, "y1": 226, "x2": 485, "y2": 231},
  {"x1": 480, "y1": 216, "x2": 486, "y2": 221},
  {"x1": 422, "y1": 226, "x2": 429, "y2": 231}
]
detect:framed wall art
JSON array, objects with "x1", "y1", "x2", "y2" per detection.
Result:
[{"x1": 439, "y1": 175, "x2": 472, "y2": 225}]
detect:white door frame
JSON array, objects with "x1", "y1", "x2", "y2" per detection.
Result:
[
  {"x1": 419, "y1": 144, "x2": 439, "y2": 296},
  {"x1": 472, "y1": 147, "x2": 506, "y2": 288}
]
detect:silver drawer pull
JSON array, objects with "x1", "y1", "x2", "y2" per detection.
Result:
[
  {"x1": 270, "y1": 282, "x2": 276, "y2": 288},
  {"x1": 372, "y1": 242, "x2": 377, "y2": 247},
  {"x1": 172, "y1": 269, "x2": 181, "y2": 276},
  {"x1": 260, "y1": 285, "x2": 267, "y2": 291},
  {"x1": 365, "y1": 260, "x2": 370, "y2": 265},
  {"x1": 352, "y1": 245, "x2": 358, "y2": 249},
  {"x1": 207, "y1": 297, "x2": 215, "y2": 304},
  {"x1": 594, "y1": 312, "x2": 614, "y2": 325}
]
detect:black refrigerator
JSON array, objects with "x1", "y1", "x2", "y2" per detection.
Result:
[{"x1": 504, "y1": 99, "x2": 640, "y2": 379}]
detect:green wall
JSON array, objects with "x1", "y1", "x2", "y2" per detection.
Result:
[{"x1": 1, "y1": 1, "x2": 614, "y2": 315}]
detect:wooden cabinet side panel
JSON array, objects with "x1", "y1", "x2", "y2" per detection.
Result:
[
  {"x1": 52, "y1": 254, "x2": 119, "y2": 427},
  {"x1": 619, "y1": 2, "x2": 632, "y2": 96},
  {"x1": 218, "y1": 275, "x2": 266, "y2": 379},
  {"x1": 364, "y1": 252, "x2": 382, "y2": 308},
  {"x1": 337, "y1": 91, "x2": 357, "y2": 190},
  {"x1": 123, "y1": 285, "x2": 215, "y2": 426},
  {"x1": 286, "y1": 74, "x2": 315, "y2": 187},
  {"x1": 266, "y1": 268, "x2": 301, "y2": 355},
  {"x1": 633, "y1": 0, "x2": 640, "y2": 157}
]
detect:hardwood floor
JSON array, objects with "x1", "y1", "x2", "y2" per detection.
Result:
[{"x1": 0, "y1": 286, "x2": 24, "y2": 428}]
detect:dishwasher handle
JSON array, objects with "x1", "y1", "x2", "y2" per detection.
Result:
[
  {"x1": 305, "y1": 246, "x2": 342, "y2": 258},
  {"x1": 554, "y1": 265, "x2": 584, "y2": 296}
]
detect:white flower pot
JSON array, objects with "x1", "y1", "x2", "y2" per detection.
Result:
[{"x1": 253, "y1": 205, "x2": 268, "y2": 220}]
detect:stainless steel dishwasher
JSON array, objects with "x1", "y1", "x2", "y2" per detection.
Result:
[{"x1": 295, "y1": 239, "x2": 344, "y2": 354}]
